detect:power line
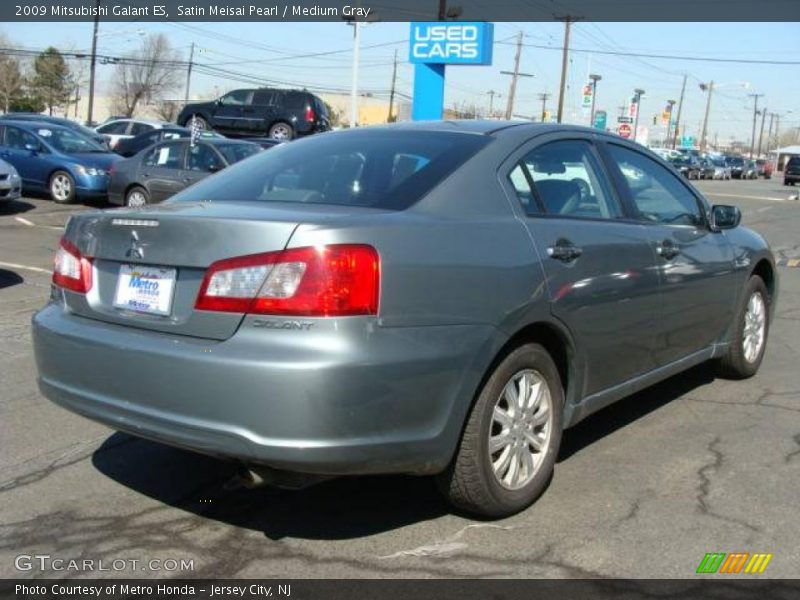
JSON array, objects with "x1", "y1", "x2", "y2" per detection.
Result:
[{"x1": 496, "y1": 41, "x2": 800, "y2": 66}]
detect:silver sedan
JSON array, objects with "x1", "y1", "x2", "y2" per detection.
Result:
[{"x1": 0, "y1": 158, "x2": 22, "y2": 203}]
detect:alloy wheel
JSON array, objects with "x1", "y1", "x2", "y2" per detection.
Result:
[{"x1": 743, "y1": 291, "x2": 766, "y2": 363}]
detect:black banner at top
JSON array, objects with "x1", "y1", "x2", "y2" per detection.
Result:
[{"x1": 3, "y1": 0, "x2": 800, "y2": 22}]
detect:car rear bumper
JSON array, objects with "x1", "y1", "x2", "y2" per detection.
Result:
[
  {"x1": 32, "y1": 303, "x2": 491, "y2": 475},
  {"x1": 784, "y1": 173, "x2": 800, "y2": 183}
]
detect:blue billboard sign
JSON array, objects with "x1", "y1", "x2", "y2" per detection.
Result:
[{"x1": 409, "y1": 22, "x2": 494, "y2": 66}]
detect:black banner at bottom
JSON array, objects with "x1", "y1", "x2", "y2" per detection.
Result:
[{"x1": 2, "y1": 579, "x2": 800, "y2": 600}]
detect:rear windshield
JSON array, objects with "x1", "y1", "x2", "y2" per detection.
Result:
[
  {"x1": 727, "y1": 156, "x2": 744, "y2": 166},
  {"x1": 170, "y1": 130, "x2": 490, "y2": 210}
]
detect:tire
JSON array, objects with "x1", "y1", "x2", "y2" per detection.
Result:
[
  {"x1": 184, "y1": 114, "x2": 209, "y2": 130},
  {"x1": 49, "y1": 170, "x2": 76, "y2": 204},
  {"x1": 717, "y1": 275, "x2": 770, "y2": 379},
  {"x1": 268, "y1": 122, "x2": 294, "y2": 141},
  {"x1": 125, "y1": 186, "x2": 149, "y2": 208},
  {"x1": 437, "y1": 343, "x2": 564, "y2": 518}
]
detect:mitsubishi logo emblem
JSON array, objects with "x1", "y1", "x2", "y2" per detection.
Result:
[{"x1": 126, "y1": 230, "x2": 146, "y2": 260}]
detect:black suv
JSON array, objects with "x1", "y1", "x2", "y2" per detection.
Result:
[
  {"x1": 784, "y1": 156, "x2": 800, "y2": 186},
  {"x1": 177, "y1": 89, "x2": 330, "y2": 141}
]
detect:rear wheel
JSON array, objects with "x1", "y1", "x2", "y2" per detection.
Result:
[
  {"x1": 125, "y1": 186, "x2": 149, "y2": 208},
  {"x1": 49, "y1": 171, "x2": 76, "y2": 204},
  {"x1": 437, "y1": 343, "x2": 564, "y2": 518},
  {"x1": 718, "y1": 275, "x2": 769, "y2": 379},
  {"x1": 184, "y1": 114, "x2": 209, "y2": 130},
  {"x1": 268, "y1": 122, "x2": 294, "y2": 141}
]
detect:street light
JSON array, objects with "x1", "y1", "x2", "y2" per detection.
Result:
[
  {"x1": 343, "y1": 10, "x2": 379, "y2": 128},
  {"x1": 588, "y1": 73, "x2": 601, "y2": 126},
  {"x1": 632, "y1": 88, "x2": 645, "y2": 142}
]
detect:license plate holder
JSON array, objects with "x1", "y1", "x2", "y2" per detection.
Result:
[{"x1": 113, "y1": 264, "x2": 177, "y2": 316}]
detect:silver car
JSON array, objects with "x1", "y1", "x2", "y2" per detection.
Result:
[
  {"x1": 0, "y1": 158, "x2": 22, "y2": 203},
  {"x1": 32, "y1": 122, "x2": 777, "y2": 517}
]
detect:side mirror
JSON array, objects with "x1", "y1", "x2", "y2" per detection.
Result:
[
  {"x1": 207, "y1": 163, "x2": 223, "y2": 173},
  {"x1": 711, "y1": 204, "x2": 741, "y2": 230}
]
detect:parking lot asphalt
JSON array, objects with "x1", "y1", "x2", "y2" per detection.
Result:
[{"x1": 1, "y1": 178, "x2": 798, "y2": 579}]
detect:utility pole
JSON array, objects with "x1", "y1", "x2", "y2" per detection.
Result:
[
  {"x1": 617, "y1": 104, "x2": 627, "y2": 118},
  {"x1": 184, "y1": 42, "x2": 194, "y2": 105},
  {"x1": 748, "y1": 93, "x2": 764, "y2": 158},
  {"x1": 666, "y1": 99, "x2": 676, "y2": 147},
  {"x1": 699, "y1": 81, "x2": 714, "y2": 152},
  {"x1": 502, "y1": 31, "x2": 533, "y2": 120},
  {"x1": 387, "y1": 49, "x2": 398, "y2": 122},
  {"x1": 86, "y1": 0, "x2": 101, "y2": 125},
  {"x1": 588, "y1": 73, "x2": 601, "y2": 126},
  {"x1": 757, "y1": 107, "x2": 767, "y2": 157},
  {"x1": 555, "y1": 16, "x2": 581, "y2": 123},
  {"x1": 349, "y1": 20, "x2": 361, "y2": 128},
  {"x1": 539, "y1": 92, "x2": 551, "y2": 122},
  {"x1": 671, "y1": 74, "x2": 687, "y2": 149},
  {"x1": 438, "y1": 0, "x2": 446, "y2": 19},
  {"x1": 766, "y1": 112, "x2": 776, "y2": 154},
  {"x1": 632, "y1": 88, "x2": 645, "y2": 143}
]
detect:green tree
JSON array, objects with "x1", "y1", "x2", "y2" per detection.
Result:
[{"x1": 33, "y1": 47, "x2": 72, "y2": 115}]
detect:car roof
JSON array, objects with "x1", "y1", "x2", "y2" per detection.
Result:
[
  {"x1": 103, "y1": 118, "x2": 172, "y2": 126},
  {"x1": 0, "y1": 119, "x2": 73, "y2": 132}
]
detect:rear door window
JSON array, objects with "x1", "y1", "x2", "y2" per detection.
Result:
[
  {"x1": 284, "y1": 93, "x2": 306, "y2": 109},
  {"x1": 170, "y1": 131, "x2": 490, "y2": 210},
  {"x1": 130, "y1": 122, "x2": 153, "y2": 136},
  {"x1": 252, "y1": 90, "x2": 275, "y2": 105},
  {"x1": 97, "y1": 121, "x2": 129, "y2": 135},
  {"x1": 515, "y1": 140, "x2": 621, "y2": 219},
  {"x1": 143, "y1": 142, "x2": 184, "y2": 169}
]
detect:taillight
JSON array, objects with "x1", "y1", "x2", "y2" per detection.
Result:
[
  {"x1": 53, "y1": 238, "x2": 93, "y2": 293},
  {"x1": 195, "y1": 244, "x2": 379, "y2": 317},
  {"x1": 304, "y1": 105, "x2": 316, "y2": 123}
]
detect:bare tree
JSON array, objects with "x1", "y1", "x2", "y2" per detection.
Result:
[
  {"x1": 0, "y1": 35, "x2": 24, "y2": 113},
  {"x1": 111, "y1": 34, "x2": 181, "y2": 117},
  {"x1": 153, "y1": 100, "x2": 179, "y2": 122}
]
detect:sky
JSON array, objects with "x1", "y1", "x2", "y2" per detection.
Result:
[{"x1": 2, "y1": 20, "x2": 799, "y2": 143}]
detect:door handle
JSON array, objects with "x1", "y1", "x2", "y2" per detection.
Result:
[
  {"x1": 656, "y1": 241, "x2": 680, "y2": 260},
  {"x1": 142, "y1": 172, "x2": 150, "y2": 178},
  {"x1": 547, "y1": 243, "x2": 583, "y2": 262}
]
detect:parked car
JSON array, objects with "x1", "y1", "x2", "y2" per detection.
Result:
[
  {"x1": 107, "y1": 137, "x2": 261, "y2": 207},
  {"x1": 709, "y1": 157, "x2": 731, "y2": 180},
  {"x1": 0, "y1": 113, "x2": 108, "y2": 148},
  {"x1": 743, "y1": 160, "x2": 759, "y2": 180},
  {"x1": 0, "y1": 158, "x2": 22, "y2": 203},
  {"x1": 755, "y1": 159, "x2": 773, "y2": 179},
  {"x1": 726, "y1": 155, "x2": 746, "y2": 178},
  {"x1": 33, "y1": 122, "x2": 777, "y2": 517},
  {"x1": 0, "y1": 120, "x2": 120, "y2": 203},
  {"x1": 669, "y1": 154, "x2": 701, "y2": 179},
  {"x1": 112, "y1": 127, "x2": 222, "y2": 157},
  {"x1": 697, "y1": 158, "x2": 716, "y2": 180},
  {"x1": 95, "y1": 119, "x2": 173, "y2": 150},
  {"x1": 177, "y1": 88, "x2": 331, "y2": 141},
  {"x1": 784, "y1": 156, "x2": 800, "y2": 186}
]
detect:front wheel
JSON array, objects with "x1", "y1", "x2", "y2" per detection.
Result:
[
  {"x1": 50, "y1": 171, "x2": 76, "y2": 204},
  {"x1": 717, "y1": 275, "x2": 769, "y2": 379},
  {"x1": 437, "y1": 343, "x2": 564, "y2": 518}
]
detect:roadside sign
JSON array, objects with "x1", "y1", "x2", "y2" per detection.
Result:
[
  {"x1": 680, "y1": 135, "x2": 695, "y2": 148},
  {"x1": 628, "y1": 100, "x2": 638, "y2": 119},
  {"x1": 618, "y1": 123, "x2": 632, "y2": 139},
  {"x1": 593, "y1": 110, "x2": 607, "y2": 130},
  {"x1": 409, "y1": 22, "x2": 494, "y2": 65},
  {"x1": 618, "y1": 116, "x2": 633, "y2": 124},
  {"x1": 661, "y1": 111, "x2": 671, "y2": 126}
]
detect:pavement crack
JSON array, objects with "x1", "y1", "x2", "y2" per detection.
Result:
[
  {"x1": 695, "y1": 436, "x2": 760, "y2": 533},
  {"x1": 785, "y1": 433, "x2": 800, "y2": 464}
]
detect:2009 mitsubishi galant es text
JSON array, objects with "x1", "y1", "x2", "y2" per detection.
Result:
[{"x1": 32, "y1": 122, "x2": 777, "y2": 517}]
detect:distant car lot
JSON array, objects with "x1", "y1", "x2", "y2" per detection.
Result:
[{"x1": 1, "y1": 175, "x2": 798, "y2": 577}]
